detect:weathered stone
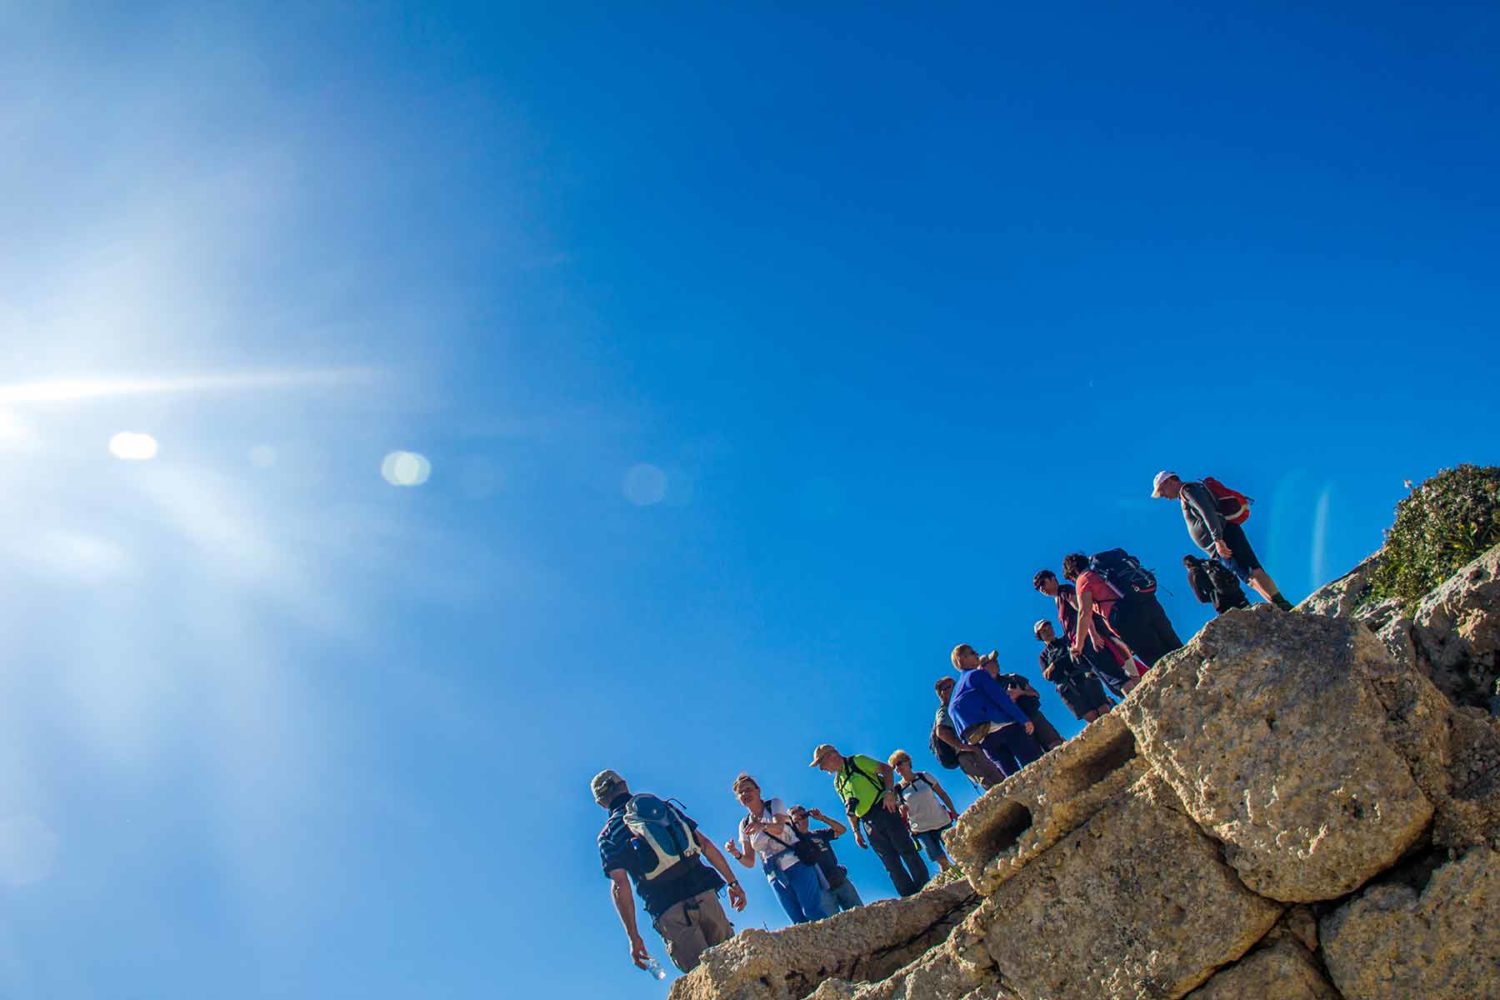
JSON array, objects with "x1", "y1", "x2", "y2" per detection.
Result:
[
  {"x1": 1300, "y1": 551, "x2": 1385, "y2": 620},
  {"x1": 978, "y1": 772, "x2": 1281, "y2": 1000},
  {"x1": 1185, "y1": 936, "x2": 1338, "y2": 1000},
  {"x1": 823, "y1": 898, "x2": 1016, "y2": 1000},
  {"x1": 1120, "y1": 608, "x2": 1434, "y2": 901},
  {"x1": 1321, "y1": 847, "x2": 1500, "y2": 999},
  {"x1": 946, "y1": 712, "x2": 1144, "y2": 895},
  {"x1": 1405, "y1": 542, "x2": 1500, "y2": 710},
  {"x1": 668, "y1": 880, "x2": 977, "y2": 1000}
]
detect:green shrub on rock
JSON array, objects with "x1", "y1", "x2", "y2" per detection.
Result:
[{"x1": 1369, "y1": 464, "x2": 1500, "y2": 607}]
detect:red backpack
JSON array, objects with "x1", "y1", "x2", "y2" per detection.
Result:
[{"x1": 1202, "y1": 476, "x2": 1252, "y2": 525}]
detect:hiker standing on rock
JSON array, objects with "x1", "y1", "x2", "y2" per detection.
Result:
[
  {"x1": 1034, "y1": 619, "x2": 1113, "y2": 723},
  {"x1": 1151, "y1": 470, "x2": 1295, "y2": 611},
  {"x1": 1063, "y1": 550, "x2": 1183, "y2": 668},
  {"x1": 889, "y1": 750, "x2": 960, "y2": 872},
  {"x1": 946, "y1": 644, "x2": 1043, "y2": 778},
  {"x1": 1033, "y1": 569, "x2": 1136, "y2": 697},
  {"x1": 725, "y1": 773, "x2": 830, "y2": 925},
  {"x1": 932, "y1": 677, "x2": 1007, "y2": 789},
  {"x1": 810, "y1": 744, "x2": 931, "y2": 897},
  {"x1": 593, "y1": 769, "x2": 746, "y2": 974},
  {"x1": 788, "y1": 804, "x2": 864, "y2": 914}
]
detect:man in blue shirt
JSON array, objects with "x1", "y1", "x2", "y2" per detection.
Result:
[
  {"x1": 947, "y1": 644, "x2": 1043, "y2": 779},
  {"x1": 594, "y1": 769, "x2": 746, "y2": 974}
]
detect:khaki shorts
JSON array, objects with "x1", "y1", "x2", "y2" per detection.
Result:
[{"x1": 652, "y1": 888, "x2": 734, "y2": 972}]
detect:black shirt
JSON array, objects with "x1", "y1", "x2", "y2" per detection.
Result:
[
  {"x1": 997, "y1": 672, "x2": 1042, "y2": 714},
  {"x1": 801, "y1": 828, "x2": 848, "y2": 889},
  {"x1": 598, "y1": 794, "x2": 724, "y2": 919}
]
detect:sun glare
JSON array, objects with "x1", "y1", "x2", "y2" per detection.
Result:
[
  {"x1": 108, "y1": 431, "x2": 159, "y2": 461},
  {"x1": 381, "y1": 451, "x2": 431, "y2": 486}
]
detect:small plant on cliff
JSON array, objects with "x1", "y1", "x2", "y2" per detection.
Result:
[{"x1": 1369, "y1": 464, "x2": 1500, "y2": 607}]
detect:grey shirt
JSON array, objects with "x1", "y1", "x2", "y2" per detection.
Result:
[{"x1": 1180, "y1": 480, "x2": 1227, "y2": 550}]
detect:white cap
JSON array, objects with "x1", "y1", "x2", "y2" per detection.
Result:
[
  {"x1": 1032, "y1": 619, "x2": 1051, "y2": 636},
  {"x1": 1151, "y1": 470, "x2": 1179, "y2": 498}
]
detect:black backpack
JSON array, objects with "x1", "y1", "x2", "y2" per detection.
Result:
[
  {"x1": 930, "y1": 723, "x2": 961, "y2": 769},
  {"x1": 1090, "y1": 548, "x2": 1157, "y2": 595}
]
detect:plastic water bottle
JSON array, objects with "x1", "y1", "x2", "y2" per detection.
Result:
[{"x1": 643, "y1": 957, "x2": 667, "y2": 981}]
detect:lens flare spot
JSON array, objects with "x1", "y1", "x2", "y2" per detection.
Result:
[
  {"x1": 381, "y1": 450, "x2": 431, "y2": 487},
  {"x1": 108, "y1": 431, "x2": 158, "y2": 461},
  {"x1": 623, "y1": 463, "x2": 668, "y2": 506}
]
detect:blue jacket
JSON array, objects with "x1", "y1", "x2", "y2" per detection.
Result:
[{"x1": 948, "y1": 668, "x2": 1030, "y2": 740}]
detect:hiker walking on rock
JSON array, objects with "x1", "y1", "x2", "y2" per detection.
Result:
[
  {"x1": 725, "y1": 773, "x2": 830, "y2": 925},
  {"x1": 947, "y1": 644, "x2": 1043, "y2": 778},
  {"x1": 1033, "y1": 569, "x2": 1136, "y2": 697},
  {"x1": 932, "y1": 676, "x2": 1007, "y2": 789},
  {"x1": 1152, "y1": 470, "x2": 1295, "y2": 611},
  {"x1": 788, "y1": 804, "x2": 864, "y2": 914},
  {"x1": 810, "y1": 744, "x2": 931, "y2": 897},
  {"x1": 593, "y1": 769, "x2": 746, "y2": 974},
  {"x1": 1034, "y1": 619, "x2": 1113, "y2": 723},
  {"x1": 1062, "y1": 550, "x2": 1183, "y2": 668}
]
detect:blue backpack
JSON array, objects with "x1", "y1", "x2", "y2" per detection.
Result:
[
  {"x1": 622, "y1": 794, "x2": 699, "y2": 879},
  {"x1": 1090, "y1": 548, "x2": 1157, "y2": 595}
]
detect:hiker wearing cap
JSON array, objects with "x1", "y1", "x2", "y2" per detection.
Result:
[
  {"x1": 1152, "y1": 471, "x2": 1294, "y2": 612},
  {"x1": 931, "y1": 676, "x2": 1007, "y2": 789},
  {"x1": 1032, "y1": 570, "x2": 1135, "y2": 698},
  {"x1": 947, "y1": 644, "x2": 1043, "y2": 778},
  {"x1": 889, "y1": 750, "x2": 960, "y2": 871},
  {"x1": 1062, "y1": 552, "x2": 1183, "y2": 669},
  {"x1": 788, "y1": 804, "x2": 864, "y2": 914},
  {"x1": 725, "y1": 774, "x2": 830, "y2": 925},
  {"x1": 995, "y1": 670, "x2": 1065, "y2": 751},
  {"x1": 1034, "y1": 619, "x2": 1113, "y2": 723},
  {"x1": 593, "y1": 770, "x2": 746, "y2": 974},
  {"x1": 810, "y1": 744, "x2": 931, "y2": 897}
]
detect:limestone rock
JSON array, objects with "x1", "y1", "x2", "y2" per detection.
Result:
[
  {"x1": 1120, "y1": 608, "x2": 1434, "y2": 901},
  {"x1": 1299, "y1": 552, "x2": 1384, "y2": 620},
  {"x1": 668, "y1": 879, "x2": 977, "y2": 1000},
  {"x1": 1321, "y1": 847, "x2": 1500, "y2": 999},
  {"x1": 946, "y1": 713, "x2": 1144, "y2": 895},
  {"x1": 824, "y1": 898, "x2": 1016, "y2": 1000},
  {"x1": 1405, "y1": 541, "x2": 1500, "y2": 710},
  {"x1": 978, "y1": 772, "x2": 1281, "y2": 1000},
  {"x1": 1185, "y1": 936, "x2": 1338, "y2": 1000}
]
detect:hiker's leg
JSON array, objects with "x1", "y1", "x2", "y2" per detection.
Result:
[
  {"x1": 786, "y1": 862, "x2": 829, "y2": 921},
  {"x1": 1028, "y1": 710, "x2": 1065, "y2": 750},
  {"x1": 1149, "y1": 596, "x2": 1183, "y2": 654},
  {"x1": 886, "y1": 813, "x2": 930, "y2": 893},
  {"x1": 767, "y1": 870, "x2": 808, "y2": 923},
  {"x1": 977, "y1": 730, "x2": 1021, "y2": 777},
  {"x1": 691, "y1": 890, "x2": 735, "y2": 951},
  {"x1": 916, "y1": 829, "x2": 951, "y2": 870},
  {"x1": 863, "y1": 813, "x2": 918, "y2": 896},
  {"x1": 996, "y1": 724, "x2": 1043, "y2": 770},
  {"x1": 653, "y1": 895, "x2": 713, "y2": 973},
  {"x1": 832, "y1": 879, "x2": 863, "y2": 910},
  {"x1": 959, "y1": 748, "x2": 1006, "y2": 788},
  {"x1": 820, "y1": 886, "x2": 838, "y2": 917}
]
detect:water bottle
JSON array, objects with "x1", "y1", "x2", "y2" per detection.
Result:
[{"x1": 643, "y1": 957, "x2": 667, "y2": 981}]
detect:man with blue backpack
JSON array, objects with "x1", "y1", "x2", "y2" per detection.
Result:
[
  {"x1": 593, "y1": 769, "x2": 747, "y2": 975},
  {"x1": 1063, "y1": 549, "x2": 1183, "y2": 668}
]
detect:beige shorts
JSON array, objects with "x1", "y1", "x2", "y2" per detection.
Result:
[{"x1": 652, "y1": 888, "x2": 734, "y2": 972}]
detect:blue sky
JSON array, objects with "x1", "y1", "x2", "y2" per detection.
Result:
[{"x1": 1, "y1": 3, "x2": 1498, "y2": 997}]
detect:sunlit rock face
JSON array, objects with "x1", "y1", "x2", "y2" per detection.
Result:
[{"x1": 670, "y1": 543, "x2": 1500, "y2": 1000}]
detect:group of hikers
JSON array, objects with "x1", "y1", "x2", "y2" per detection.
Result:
[{"x1": 592, "y1": 471, "x2": 1299, "y2": 976}]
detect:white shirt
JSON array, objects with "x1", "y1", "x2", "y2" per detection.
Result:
[
  {"x1": 739, "y1": 797, "x2": 801, "y2": 871},
  {"x1": 898, "y1": 772, "x2": 951, "y2": 833}
]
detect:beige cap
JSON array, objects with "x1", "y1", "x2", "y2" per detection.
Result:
[
  {"x1": 809, "y1": 743, "x2": 837, "y2": 767},
  {"x1": 590, "y1": 769, "x2": 626, "y2": 803}
]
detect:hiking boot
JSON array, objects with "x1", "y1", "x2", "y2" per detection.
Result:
[{"x1": 1272, "y1": 593, "x2": 1295, "y2": 612}]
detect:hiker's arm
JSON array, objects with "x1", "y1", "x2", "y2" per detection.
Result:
[
  {"x1": 1074, "y1": 591, "x2": 1099, "y2": 655},
  {"x1": 974, "y1": 670, "x2": 1030, "y2": 727},
  {"x1": 875, "y1": 762, "x2": 900, "y2": 812},
  {"x1": 696, "y1": 831, "x2": 747, "y2": 911},
  {"x1": 724, "y1": 827, "x2": 756, "y2": 869},
  {"x1": 931, "y1": 778, "x2": 959, "y2": 816},
  {"x1": 935, "y1": 724, "x2": 973, "y2": 752},
  {"x1": 607, "y1": 869, "x2": 651, "y2": 968},
  {"x1": 811, "y1": 809, "x2": 847, "y2": 838}
]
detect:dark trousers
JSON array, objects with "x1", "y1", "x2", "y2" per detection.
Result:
[
  {"x1": 1111, "y1": 594, "x2": 1183, "y2": 666},
  {"x1": 860, "y1": 806, "x2": 930, "y2": 897},
  {"x1": 1026, "y1": 708, "x2": 1065, "y2": 750},
  {"x1": 978, "y1": 723, "x2": 1043, "y2": 777}
]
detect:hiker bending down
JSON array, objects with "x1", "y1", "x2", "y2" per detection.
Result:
[
  {"x1": 593, "y1": 769, "x2": 746, "y2": 974},
  {"x1": 995, "y1": 670, "x2": 1064, "y2": 751},
  {"x1": 1184, "y1": 554, "x2": 1250, "y2": 614},
  {"x1": 889, "y1": 750, "x2": 960, "y2": 872},
  {"x1": 810, "y1": 744, "x2": 931, "y2": 897},
  {"x1": 947, "y1": 644, "x2": 1043, "y2": 778},
  {"x1": 1033, "y1": 570, "x2": 1135, "y2": 698},
  {"x1": 1034, "y1": 619, "x2": 1113, "y2": 723},
  {"x1": 725, "y1": 774, "x2": 830, "y2": 925},
  {"x1": 1151, "y1": 471, "x2": 1294, "y2": 611},
  {"x1": 1062, "y1": 551, "x2": 1183, "y2": 668},
  {"x1": 931, "y1": 677, "x2": 1007, "y2": 789},
  {"x1": 788, "y1": 804, "x2": 864, "y2": 914}
]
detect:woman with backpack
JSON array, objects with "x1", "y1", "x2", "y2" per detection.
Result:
[
  {"x1": 725, "y1": 773, "x2": 830, "y2": 925},
  {"x1": 889, "y1": 750, "x2": 960, "y2": 871}
]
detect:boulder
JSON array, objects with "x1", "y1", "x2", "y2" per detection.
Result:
[
  {"x1": 1321, "y1": 847, "x2": 1500, "y2": 999},
  {"x1": 945, "y1": 713, "x2": 1144, "y2": 895},
  {"x1": 1120, "y1": 608, "x2": 1435, "y2": 901},
  {"x1": 976, "y1": 772, "x2": 1281, "y2": 1000},
  {"x1": 1404, "y1": 542, "x2": 1500, "y2": 710},
  {"x1": 1184, "y1": 936, "x2": 1338, "y2": 1000},
  {"x1": 1299, "y1": 552, "x2": 1384, "y2": 620},
  {"x1": 668, "y1": 879, "x2": 977, "y2": 1000}
]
